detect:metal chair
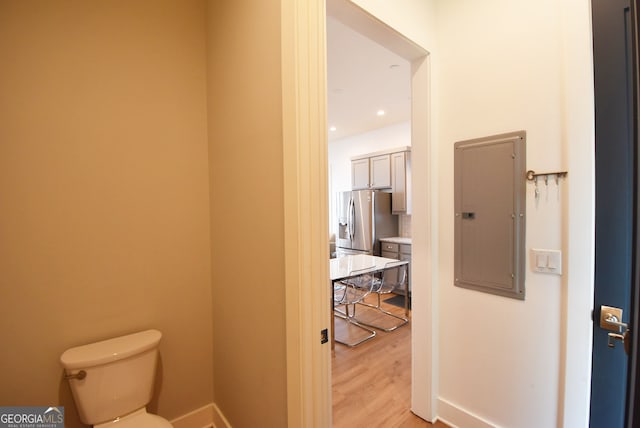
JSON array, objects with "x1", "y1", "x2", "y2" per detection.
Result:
[
  {"x1": 333, "y1": 267, "x2": 377, "y2": 347},
  {"x1": 356, "y1": 261, "x2": 409, "y2": 332}
]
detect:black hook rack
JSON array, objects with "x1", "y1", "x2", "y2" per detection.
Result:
[{"x1": 526, "y1": 170, "x2": 568, "y2": 181}]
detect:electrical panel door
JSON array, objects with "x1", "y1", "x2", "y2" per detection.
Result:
[{"x1": 454, "y1": 131, "x2": 526, "y2": 300}]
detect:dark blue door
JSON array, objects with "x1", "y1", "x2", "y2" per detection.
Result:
[{"x1": 591, "y1": 0, "x2": 637, "y2": 427}]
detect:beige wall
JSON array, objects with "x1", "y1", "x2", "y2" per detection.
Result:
[
  {"x1": 0, "y1": 1, "x2": 213, "y2": 426},
  {"x1": 207, "y1": 1, "x2": 288, "y2": 427}
]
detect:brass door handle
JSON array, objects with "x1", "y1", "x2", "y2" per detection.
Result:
[
  {"x1": 600, "y1": 305, "x2": 631, "y2": 355},
  {"x1": 607, "y1": 330, "x2": 631, "y2": 355}
]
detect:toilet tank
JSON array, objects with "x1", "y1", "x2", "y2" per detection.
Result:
[{"x1": 60, "y1": 329, "x2": 162, "y2": 426}]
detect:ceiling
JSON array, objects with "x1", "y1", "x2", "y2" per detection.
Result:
[{"x1": 326, "y1": 16, "x2": 411, "y2": 142}]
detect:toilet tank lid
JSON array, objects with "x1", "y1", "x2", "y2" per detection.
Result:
[{"x1": 60, "y1": 329, "x2": 162, "y2": 370}]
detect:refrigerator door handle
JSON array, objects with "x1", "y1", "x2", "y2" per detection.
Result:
[
  {"x1": 349, "y1": 197, "x2": 356, "y2": 241},
  {"x1": 344, "y1": 198, "x2": 351, "y2": 239}
]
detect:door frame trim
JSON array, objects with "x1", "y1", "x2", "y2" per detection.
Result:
[
  {"x1": 558, "y1": 0, "x2": 597, "y2": 426},
  {"x1": 628, "y1": 1, "x2": 639, "y2": 426},
  {"x1": 281, "y1": 1, "x2": 331, "y2": 426},
  {"x1": 282, "y1": 0, "x2": 437, "y2": 424}
]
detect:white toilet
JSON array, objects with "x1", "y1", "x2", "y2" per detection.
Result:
[{"x1": 60, "y1": 329, "x2": 173, "y2": 427}]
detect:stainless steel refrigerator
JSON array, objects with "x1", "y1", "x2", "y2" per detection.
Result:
[{"x1": 336, "y1": 190, "x2": 398, "y2": 256}]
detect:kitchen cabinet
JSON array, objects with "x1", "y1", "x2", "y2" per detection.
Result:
[
  {"x1": 369, "y1": 154, "x2": 391, "y2": 188},
  {"x1": 391, "y1": 151, "x2": 411, "y2": 214},
  {"x1": 350, "y1": 147, "x2": 411, "y2": 213},
  {"x1": 351, "y1": 154, "x2": 391, "y2": 190},
  {"x1": 351, "y1": 158, "x2": 370, "y2": 190},
  {"x1": 380, "y1": 239, "x2": 412, "y2": 294}
]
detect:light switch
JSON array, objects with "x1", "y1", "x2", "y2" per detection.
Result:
[
  {"x1": 547, "y1": 251, "x2": 560, "y2": 269},
  {"x1": 531, "y1": 249, "x2": 562, "y2": 275}
]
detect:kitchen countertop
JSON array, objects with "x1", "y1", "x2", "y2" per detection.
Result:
[{"x1": 380, "y1": 236, "x2": 412, "y2": 245}]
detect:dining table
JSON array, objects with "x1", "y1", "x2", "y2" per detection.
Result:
[{"x1": 329, "y1": 254, "x2": 410, "y2": 348}]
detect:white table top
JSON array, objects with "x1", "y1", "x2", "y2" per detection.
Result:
[{"x1": 329, "y1": 254, "x2": 408, "y2": 281}]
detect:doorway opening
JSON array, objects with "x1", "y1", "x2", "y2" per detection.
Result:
[{"x1": 325, "y1": 0, "x2": 434, "y2": 423}]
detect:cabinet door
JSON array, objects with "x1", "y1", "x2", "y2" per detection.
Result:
[
  {"x1": 391, "y1": 152, "x2": 407, "y2": 212},
  {"x1": 381, "y1": 242, "x2": 399, "y2": 253},
  {"x1": 381, "y1": 250, "x2": 400, "y2": 259},
  {"x1": 369, "y1": 154, "x2": 391, "y2": 189},
  {"x1": 400, "y1": 253, "x2": 411, "y2": 293},
  {"x1": 351, "y1": 158, "x2": 370, "y2": 190},
  {"x1": 381, "y1": 250, "x2": 401, "y2": 291}
]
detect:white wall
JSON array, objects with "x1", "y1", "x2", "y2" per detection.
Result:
[
  {"x1": 351, "y1": 0, "x2": 437, "y2": 50},
  {"x1": 335, "y1": 1, "x2": 594, "y2": 426},
  {"x1": 435, "y1": 1, "x2": 594, "y2": 427}
]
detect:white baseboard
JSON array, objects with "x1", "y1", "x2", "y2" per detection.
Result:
[
  {"x1": 437, "y1": 397, "x2": 497, "y2": 428},
  {"x1": 170, "y1": 403, "x2": 231, "y2": 428},
  {"x1": 171, "y1": 398, "x2": 496, "y2": 428},
  {"x1": 211, "y1": 403, "x2": 231, "y2": 428}
]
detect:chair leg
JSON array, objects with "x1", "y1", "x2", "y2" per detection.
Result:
[
  {"x1": 355, "y1": 292, "x2": 409, "y2": 332},
  {"x1": 333, "y1": 304, "x2": 377, "y2": 347}
]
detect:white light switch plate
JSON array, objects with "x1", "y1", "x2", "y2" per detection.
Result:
[{"x1": 531, "y1": 249, "x2": 562, "y2": 275}]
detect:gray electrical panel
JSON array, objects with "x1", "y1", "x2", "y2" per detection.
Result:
[{"x1": 454, "y1": 131, "x2": 526, "y2": 300}]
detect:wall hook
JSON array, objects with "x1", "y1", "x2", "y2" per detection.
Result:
[{"x1": 526, "y1": 170, "x2": 568, "y2": 182}]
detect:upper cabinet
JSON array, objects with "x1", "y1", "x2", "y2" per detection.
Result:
[
  {"x1": 351, "y1": 158, "x2": 371, "y2": 190},
  {"x1": 351, "y1": 147, "x2": 411, "y2": 214},
  {"x1": 351, "y1": 154, "x2": 391, "y2": 189},
  {"x1": 369, "y1": 154, "x2": 391, "y2": 188},
  {"x1": 391, "y1": 151, "x2": 411, "y2": 214}
]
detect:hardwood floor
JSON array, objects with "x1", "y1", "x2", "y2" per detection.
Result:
[{"x1": 332, "y1": 294, "x2": 449, "y2": 428}]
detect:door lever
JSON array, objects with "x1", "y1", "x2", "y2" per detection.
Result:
[
  {"x1": 600, "y1": 305, "x2": 626, "y2": 332},
  {"x1": 607, "y1": 330, "x2": 631, "y2": 355},
  {"x1": 608, "y1": 332, "x2": 625, "y2": 348},
  {"x1": 604, "y1": 313, "x2": 628, "y2": 332},
  {"x1": 600, "y1": 305, "x2": 631, "y2": 355}
]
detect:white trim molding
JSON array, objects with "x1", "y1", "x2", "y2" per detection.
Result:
[
  {"x1": 211, "y1": 403, "x2": 232, "y2": 428},
  {"x1": 168, "y1": 403, "x2": 231, "y2": 428},
  {"x1": 437, "y1": 398, "x2": 497, "y2": 428},
  {"x1": 558, "y1": 0, "x2": 596, "y2": 426},
  {"x1": 409, "y1": 52, "x2": 436, "y2": 422},
  {"x1": 281, "y1": 0, "x2": 332, "y2": 427},
  {"x1": 169, "y1": 403, "x2": 218, "y2": 428}
]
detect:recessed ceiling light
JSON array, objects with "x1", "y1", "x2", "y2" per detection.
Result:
[
  {"x1": 329, "y1": 126, "x2": 337, "y2": 132},
  {"x1": 377, "y1": 110, "x2": 385, "y2": 116}
]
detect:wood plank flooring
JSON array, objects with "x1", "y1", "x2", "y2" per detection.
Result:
[{"x1": 332, "y1": 294, "x2": 448, "y2": 428}]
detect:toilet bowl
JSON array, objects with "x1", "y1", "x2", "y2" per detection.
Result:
[{"x1": 60, "y1": 329, "x2": 172, "y2": 427}]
